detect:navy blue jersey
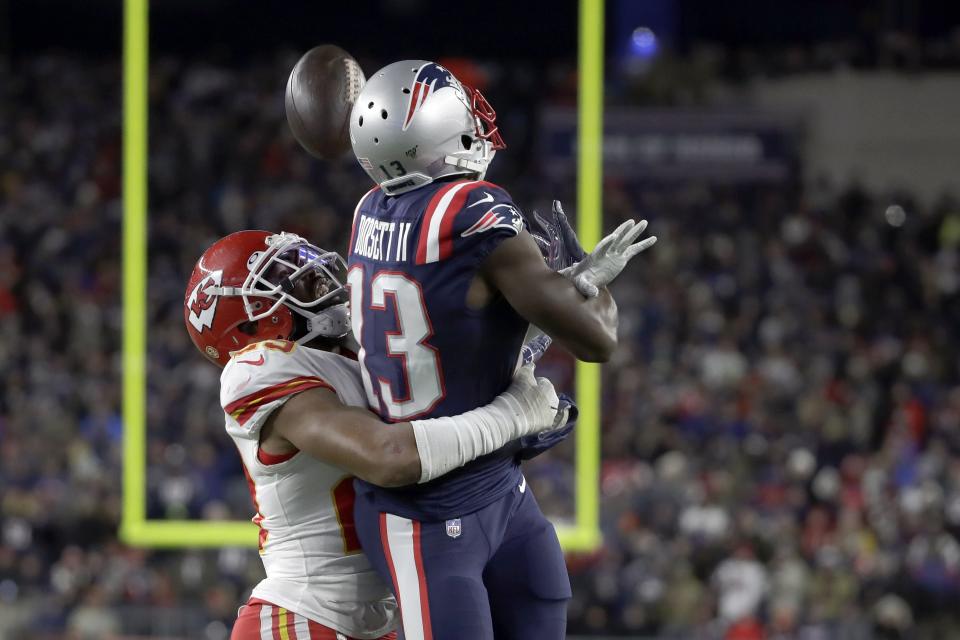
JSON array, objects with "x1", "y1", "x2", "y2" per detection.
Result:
[{"x1": 347, "y1": 178, "x2": 529, "y2": 520}]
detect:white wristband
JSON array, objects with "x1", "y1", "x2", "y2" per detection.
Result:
[
  {"x1": 409, "y1": 402, "x2": 522, "y2": 483},
  {"x1": 410, "y1": 367, "x2": 558, "y2": 483}
]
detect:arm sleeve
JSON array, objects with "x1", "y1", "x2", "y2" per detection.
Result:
[{"x1": 219, "y1": 341, "x2": 333, "y2": 441}]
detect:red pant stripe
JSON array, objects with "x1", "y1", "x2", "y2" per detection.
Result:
[
  {"x1": 231, "y1": 598, "x2": 397, "y2": 640},
  {"x1": 271, "y1": 606, "x2": 282, "y2": 640},
  {"x1": 382, "y1": 513, "x2": 429, "y2": 639},
  {"x1": 379, "y1": 512, "x2": 403, "y2": 611},
  {"x1": 411, "y1": 521, "x2": 434, "y2": 640}
]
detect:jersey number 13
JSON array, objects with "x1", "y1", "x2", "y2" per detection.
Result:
[{"x1": 348, "y1": 266, "x2": 445, "y2": 420}]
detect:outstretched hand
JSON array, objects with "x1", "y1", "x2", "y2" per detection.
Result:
[{"x1": 560, "y1": 217, "x2": 656, "y2": 297}]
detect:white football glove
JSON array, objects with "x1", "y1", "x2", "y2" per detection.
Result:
[
  {"x1": 497, "y1": 364, "x2": 569, "y2": 434},
  {"x1": 559, "y1": 219, "x2": 656, "y2": 297}
]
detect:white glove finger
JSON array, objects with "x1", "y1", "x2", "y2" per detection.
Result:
[
  {"x1": 611, "y1": 219, "x2": 633, "y2": 238},
  {"x1": 623, "y1": 236, "x2": 658, "y2": 260},
  {"x1": 597, "y1": 221, "x2": 632, "y2": 255},
  {"x1": 616, "y1": 219, "x2": 647, "y2": 252},
  {"x1": 591, "y1": 232, "x2": 617, "y2": 257},
  {"x1": 627, "y1": 219, "x2": 649, "y2": 242},
  {"x1": 574, "y1": 274, "x2": 600, "y2": 298},
  {"x1": 609, "y1": 220, "x2": 635, "y2": 250}
]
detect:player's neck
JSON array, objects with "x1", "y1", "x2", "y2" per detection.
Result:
[{"x1": 303, "y1": 336, "x2": 339, "y2": 352}]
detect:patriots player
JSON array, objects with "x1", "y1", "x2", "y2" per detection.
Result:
[
  {"x1": 345, "y1": 61, "x2": 656, "y2": 639},
  {"x1": 183, "y1": 230, "x2": 571, "y2": 640}
]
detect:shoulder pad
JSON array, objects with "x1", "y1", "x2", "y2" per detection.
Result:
[
  {"x1": 414, "y1": 180, "x2": 523, "y2": 265},
  {"x1": 220, "y1": 340, "x2": 333, "y2": 438}
]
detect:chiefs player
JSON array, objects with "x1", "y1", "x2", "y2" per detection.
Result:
[{"x1": 184, "y1": 230, "x2": 571, "y2": 640}]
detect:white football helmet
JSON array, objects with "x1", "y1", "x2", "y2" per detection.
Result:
[{"x1": 349, "y1": 60, "x2": 505, "y2": 196}]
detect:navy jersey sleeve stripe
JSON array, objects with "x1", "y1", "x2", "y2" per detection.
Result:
[{"x1": 414, "y1": 180, "x2": 484, "y2": 264}]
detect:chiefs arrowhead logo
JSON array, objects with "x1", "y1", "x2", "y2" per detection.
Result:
[{"x1": 187, "y1": 269, "x2": 223, "y2": 333}]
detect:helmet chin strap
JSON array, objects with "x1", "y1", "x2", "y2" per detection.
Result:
[{"x1": 293, "y1": 303, "x2": 351, "y2": 344}]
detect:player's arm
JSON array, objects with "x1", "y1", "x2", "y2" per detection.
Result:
[
  {"x1": 262, "y1": 365, "x2": 566, "y2": 487},
  {"x1": 262, "y1": 389, "x2": 420, "y2": 487},
  {"x1": 482, "y1": 230, "x2": 619, "y2": 362}
]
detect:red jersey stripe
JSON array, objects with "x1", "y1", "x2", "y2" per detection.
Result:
[
  {"x1": 435, "y1": 181, "x2": 483, "y2": 261},
  {"x1": 239, "y1": 460, "x2": 268, "y2": 553},
  {"x1": 256, "y1": 448, "x2": 298, "y2": 465},
  {"x1": 414, "y1": 180, "x2": 490, "y2": 264},
  {"x1": 415, "y1": 181, "x2": 462, "y2": 264},
  {"x1": 225, "y1": 376, "x2": 333, "y2": 427}
]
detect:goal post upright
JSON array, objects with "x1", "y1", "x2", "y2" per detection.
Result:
[{"x1": 121, "y1": 0, "x2": 606, "y2": 551}]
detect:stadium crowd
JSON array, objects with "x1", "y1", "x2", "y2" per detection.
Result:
[{"x1": 2, "y1": 54, "x2": 960, "y2": 639}]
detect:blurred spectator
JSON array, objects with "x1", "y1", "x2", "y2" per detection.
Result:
[
  {"x1": 2, "y1": 51, "x2": 960, "y2": 638},
  {"x1": 66, "y1": 586, "x2": 121, "y2": 640},
  {"x1": 712, "y1": 543, "x2": 767, "y2": 632}
]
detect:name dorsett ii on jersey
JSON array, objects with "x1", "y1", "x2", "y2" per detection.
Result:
[
  {"x1": 351, "y1": 215, "x2": 413, "y2": 263},
  {"x1": 347, "y1": 178, "x2": 530, "y2": 520},
  {"x1": 220, "y1": 339, "x2": 397, "y2": 639},
  {"x1": 350, "y1": 180, "x2": 523, "y2": 265}
]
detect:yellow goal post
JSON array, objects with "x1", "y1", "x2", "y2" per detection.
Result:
[{"x1": 120, "y1": 0, "x2": 605, "y2": 551}]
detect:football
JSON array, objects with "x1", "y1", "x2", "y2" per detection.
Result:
[{"x1": 285, "y1": 45, "x2": 365, "y2": 159}]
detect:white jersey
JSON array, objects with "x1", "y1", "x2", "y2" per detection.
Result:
[{"x1": 220, "y1": 339, "x2": 397, "y2": 639}]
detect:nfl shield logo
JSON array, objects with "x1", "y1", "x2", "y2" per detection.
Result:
[{"x1": 445, "y1": 518, "x2": 462, "y2": 539}]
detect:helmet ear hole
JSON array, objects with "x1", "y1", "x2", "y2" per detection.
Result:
[
  {"x1": 461, "y1": 135, "x2": 473, "y2": 149},
  {"x1": 237, "y1": 321, "x2": 258, "y2": 336}
]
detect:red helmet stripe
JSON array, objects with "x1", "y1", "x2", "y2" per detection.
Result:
[
  {"x1": 419, "y1": 81, "x2": 431, "y2": 109},
  {"x1": 404, "y1": 81, "x2": 424, "y2": 129}
]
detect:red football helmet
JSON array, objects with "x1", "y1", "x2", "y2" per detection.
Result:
[{"x1": 184, "y1": 230, "x2": 349, "y2": 366}]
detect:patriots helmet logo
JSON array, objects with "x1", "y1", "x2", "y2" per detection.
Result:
[
  {"x1": 461, "y1": 204, "x2": 524, "y2": 238},
  {"x1": 403, "y1": 63, "x2": 464, "y2": 131},
  {"x1": 187, "y1": 269, "x2": 223, "y2": 333}
]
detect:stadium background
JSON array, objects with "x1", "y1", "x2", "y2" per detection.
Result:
[{"x1": 3, "y1": 0, "x2": 960, "y2": 637}]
